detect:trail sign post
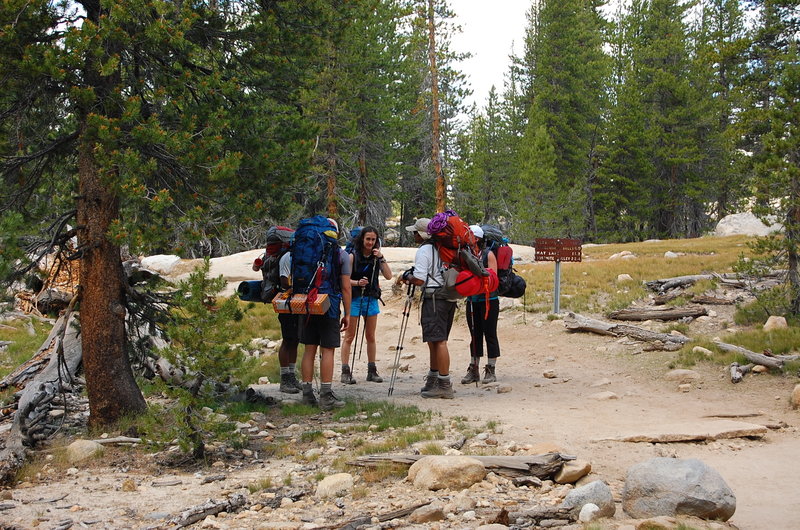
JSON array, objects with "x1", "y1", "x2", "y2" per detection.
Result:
[{"x1": 534, "y1": 238, "x2": 582, "y2": 314}]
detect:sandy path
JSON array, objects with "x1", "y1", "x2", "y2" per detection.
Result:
[{"x1": 337, "y1": 293, "x2": 800, "y2": 530}]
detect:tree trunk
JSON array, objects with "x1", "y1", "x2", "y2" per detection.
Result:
[
  {"x1": 326, "y1": 148, "x2": 338, "y2": 219},
  {"x1": 427, "y1": 0, "x2": 445, "y2": 213},
  {"x1": 358, "y1": 150, "x2": 368, "y2": 225},
  {"x1": 77, "y1": 135, "x2": 146, "y2": 426}
]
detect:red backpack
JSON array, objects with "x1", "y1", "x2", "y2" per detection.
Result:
[{"x1": 427, "y1": 212, "x2": 485, "y2": 276}]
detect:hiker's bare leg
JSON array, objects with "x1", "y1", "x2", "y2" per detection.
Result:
[
  {"x1": 301, "y1": 344, "x2": 318, "y2": 382},
  {"x1": 340, "y1": 318, "x2": 358, "y2": 366},
  {"x1": 320, "y1": 346, "x2": 335, "y2": 383},
  {"x1": 279, "y1": 339, "x2": 299, "y2": 367},
  {"x1": 365, "y1": 315, "x2": 378, "y2": 363}
]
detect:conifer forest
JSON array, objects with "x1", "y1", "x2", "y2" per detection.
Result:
[{"x1": 1, "y1": 1, "x2": 799, "y2": 422}]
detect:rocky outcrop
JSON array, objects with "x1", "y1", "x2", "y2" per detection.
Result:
[{"x1": 622, "y1": 458, "x2": 736, "y2": 520}]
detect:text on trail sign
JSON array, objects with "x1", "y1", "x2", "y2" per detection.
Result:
[{"x1": 534, "y1": 238, "x2": 582, "y2": 262}]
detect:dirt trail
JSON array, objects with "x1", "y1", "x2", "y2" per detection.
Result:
[{"x1": 341, "y1": 294, "x2": 800, "y2": 530}]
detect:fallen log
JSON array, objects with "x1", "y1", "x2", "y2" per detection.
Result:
[
  {"x1": 348, "y1": 453, "x2": 571, "y2": 479},
  {"x1": 563, "y1": 313, "x2": 691, "y2": 345},
  {"x1": 608, "y1": 305, "x2": 707, "y2": 321},
  {"x1": 335, "y1": 502, "x2": 431, "y2": 530},
  {"x1": 147, "y1": 494, "x2": 246, "y2": 530},
  {"x1": 0, "y1": 310, "x2": 82, "y2": 486},
  {"x1": 508, "y1": 506, "x2": 575, "y2": 525},
  {"x1": 714, "y1": 341, "x2": 784, "y2": 370},
  {"x1": 645, "y1": 274, "x2": 714, "y2": 293},
  {"x1": 690, "y1": 294, "x2": 734, "y2": 305},
  {"x1": 729, "y1": 362, "x2": 754, "y2": 383}
]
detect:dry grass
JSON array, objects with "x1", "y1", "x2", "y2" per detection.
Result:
[{"x1": 516, "y1": 235, "x2": 755, "y2": 314}]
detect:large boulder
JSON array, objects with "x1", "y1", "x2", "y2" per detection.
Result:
[
  {"x1": 407, "y1": 455, "x2": 486, "y2": 491},
  {"x1": 622, "y1": 458, "x2": 736, "y2": 521},
  {"x1": 714, "y1": 212, "x2": 782, "y2": 237}
]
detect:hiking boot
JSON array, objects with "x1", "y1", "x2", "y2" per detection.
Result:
[
  {"x1": 421, "y1": 379, "x2": 454, "y2": 399},
  {"x1": 319, "y1": 390, "x2": 345, "y2": 411},
  {"x1": 482, "y1": 364, "x2": 497, "y2": 384},
  {"x1": 340, "y1": 367, "x2": 357, "y2": 385},
  {"x1": 301, "y1": 389, "x2": 318, "y2": 407},
  {"x1": 366, "y1": 366, "x2": 383, "y2": 383},
  {"x1": 420, "y1": 374, "x2": 438, "y2": 393},
  {"x1": 460, "y1": 363, "x2": 480, "y2": 384},
  {"x1": 279, "y1": 373, "x2": 301, "y2": 394}
]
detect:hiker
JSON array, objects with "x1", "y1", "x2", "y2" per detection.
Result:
[
  {"x1": 276, "y1": 248, "x2": 303, "y2": 393},
  {"x1": 252, "y1": 226, "x2": 301, "y2": 394},
  {"x1": 461, "y1": 225, "x2": 501, "y2": 384},
  {"x1": 292, "y1": 216, "x2": 352, "y2": 411},
  {"x1": 340, "y1": 226, "x2": 392, "y2": 384},
  {"x1": 400, "y1": 217, "x2": 457, "y2": 399}
]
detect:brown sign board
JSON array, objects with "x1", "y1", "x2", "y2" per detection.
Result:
[{"x1": 535, "y1": 238, "x2": 582, "y2": 262}]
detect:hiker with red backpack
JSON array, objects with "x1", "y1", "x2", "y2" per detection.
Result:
[
  {"x1": 340, "y1": 226, "x2": 392, "y2": 384},
  {"x1": 400, "y1": 211, "x2": 496, "y2": 399},
  {"x1": 461, "y1": 225, "x2": 501, "y2": 385}
]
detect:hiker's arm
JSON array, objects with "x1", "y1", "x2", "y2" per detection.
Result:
[
  {"x1": 487, "y1": 250, "x2": 498, "y2": 272},
  {"x1": 372, "y1": 248, "x2": 392, "y2": 280},
  {"x1": 340, "y1": 272, "x2": 351, "y2": 332},
  {"x1": 401, "y1": 269, "x2": 424, "y2": 286}
]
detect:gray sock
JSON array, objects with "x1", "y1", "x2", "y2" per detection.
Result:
[
  {"x1": 321, "y1": 382, "x2": 333, "y2": 394},
  {"x1": 280, "y1": 366, "x2": 290, "y2": 375},
  {"x1": 488, "y1": 358, "x2": 497, "y2": 366},
  {"x1": 302, "y1": 382, "x2": 313, "y2": 393}
]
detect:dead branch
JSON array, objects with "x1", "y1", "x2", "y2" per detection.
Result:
[
  {"x1": 608, "y1": 305, "x2": 707, "y2": 321},
  {"x1": 348, "y1": 453, "x2": 570, "y2": 479},
  {"x1": 563, "y1": 313, "x2": 691, "y2": 345},
  {"x1": 335, "y1": 502, "x2": 431, "y2": 529},
  {"x1": 714, "y1": 342, "x2": 784, "y2": 370},
  {"x1": 147, "y1": 494, "x2": 246, "y2": 530},
  {"x1": 729, "y1": 362, "x2": 754, "y2": 384}
]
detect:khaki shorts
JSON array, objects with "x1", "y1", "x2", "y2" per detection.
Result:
[{"x1": 420, "y1": 298, "x2": 456, "y2": 343}]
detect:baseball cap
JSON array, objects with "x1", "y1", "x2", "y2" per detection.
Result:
[
  {"x1": 405, "y1": 218, "x2": 431, "y2": 240},
  {"x1": 470, "y1": 224, "x2": 484, "y2": 239}
]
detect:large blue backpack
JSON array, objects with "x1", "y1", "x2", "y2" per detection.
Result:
[{"x1": 290, "y1": 215, "x2": 341, "y2": 298}]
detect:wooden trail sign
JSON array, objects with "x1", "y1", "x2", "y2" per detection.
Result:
[{"x1": 535, "y1": 238, "x2": 583, "y2": 313}]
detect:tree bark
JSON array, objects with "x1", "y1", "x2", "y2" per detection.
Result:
[
  {"x1": 427, "y1": 0, "x2": 445, "y2": 213},
  {"x1": 77, "y1": 135, "x2": 146, "y2": 426}
]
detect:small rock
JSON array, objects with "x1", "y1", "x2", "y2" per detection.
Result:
[
  {"x1": 664, "y1": 251, "x2": 679, "y2": 258},
  {"x1": 763, "y1": 315, "x2": 788, "y2": 331},
  {"x1": 752, "y1": 365, "x2": 769, "y2": 374},
  {"x1": 578, "y1": 503, "x2": 600, "y2": 522},
  {"x1": 617, "y1": 274, "x2": 634, "y2": 282},
  {"x1": 691, "y1": 346, "x2": 713, "y2": 356},
  {"x1": 589, "y1": 391, "x2": 618, "y2": 400},
  {"x1": 497, "y1": 385, "x2": 512, "y2": 394},
  {"x1": 790, "y1": 384, "x2": 800, "y2": 409},
  {"x1": 66, "y1": 440, "x2": 104, "y2": 464},
  {"x1": 257, "y1": 377, "x2": 270, "y2": 384},
  {"x1": 543, "y1": 370, "x2": 557, "y2": 379}
]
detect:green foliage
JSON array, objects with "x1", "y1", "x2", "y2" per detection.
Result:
[
  {"x1": 157, "y1": 259, "x2": 246, "y2": 457},
  {"x1": 0, "y1": 318, "x2": 52, "y2": 380},
  {"x1": 333, "y1": 400, "x2": 433, "y2": 432}
]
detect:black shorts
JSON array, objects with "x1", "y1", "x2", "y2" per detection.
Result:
[
  {"x1": 298, "y1": 315, "x2": 341, "y2": 349},
  {"x1": 420, "y1": 298, "x2": 456, "y2": 343},
  {"x1": 278, "y1": 313, "x2": 300, "y2": 343}
]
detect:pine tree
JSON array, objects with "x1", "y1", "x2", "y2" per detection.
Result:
[
  {"x1": 0, "y1": 0, "x2": 328, "y2": 424},
  {"x1": 517, "y1": 0, "x2": 609, "y2": 239},
  {"x1": 744, "y1": 0, "x2": 800, "y2": 314}
]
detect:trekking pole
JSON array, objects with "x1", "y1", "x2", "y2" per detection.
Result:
[
  {"x1": 388, "y1": 282, "x2": 415, "y2": 397},
  {"x1": 466, "y1": 299, "x2": 479, "y2": 387}
]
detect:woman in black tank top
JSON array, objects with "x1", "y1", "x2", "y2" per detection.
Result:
[{"x1": 340, "y1": 227, "x2": 393, "y2": 384}]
